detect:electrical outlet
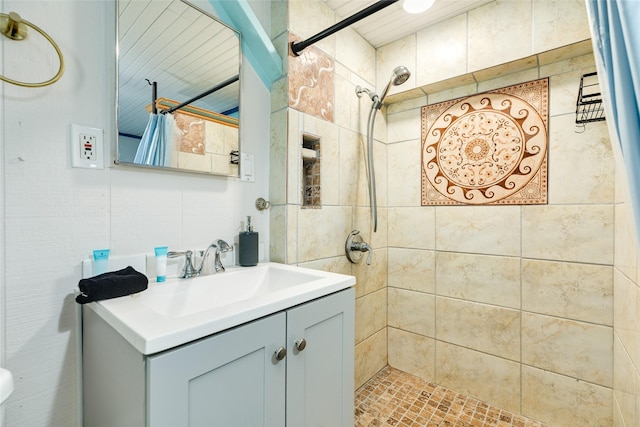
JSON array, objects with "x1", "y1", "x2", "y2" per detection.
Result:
[
  {"x1": 71, "y1": 124, "x2": 104, "y2": 169},
  {"x1": 80, "y1": 134, "x2": 97, "y2": 160}
]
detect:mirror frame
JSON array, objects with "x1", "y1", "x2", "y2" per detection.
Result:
[{"x1": 114, "y1": 0, "x2": 242, "y2": 177}]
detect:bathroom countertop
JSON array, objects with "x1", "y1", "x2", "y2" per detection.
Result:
[{"x1": 85, "y1": 262, "x2": 355, "y2": 355}]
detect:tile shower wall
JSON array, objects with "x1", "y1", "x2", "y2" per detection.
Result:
[
  {"x1": 271, "y1": 1, "x2": 639, "y2": 426},
  {"x1": 381, "y1": 1, "x2": 615, "y2": 426},
  {"x1": 269, "y1": 0, "x2": 389, "y2": 389}
]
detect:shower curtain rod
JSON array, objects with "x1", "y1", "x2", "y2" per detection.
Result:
[
  {"x1": 158, "y1": 74, "x2": 240, "y2": 115},
  {"x1": 290, "y1": 0, "x2": 399, "y2": 56}
]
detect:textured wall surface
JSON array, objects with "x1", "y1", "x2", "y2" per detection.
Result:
[{"x1": 0, "y1": 1, "x2": 271, "y2": 425}]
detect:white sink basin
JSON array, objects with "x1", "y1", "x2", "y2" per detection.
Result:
[{"x1": 88, "y1": 262, "x2": 354, "y2": 355}]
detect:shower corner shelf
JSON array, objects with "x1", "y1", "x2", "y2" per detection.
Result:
[{"x1": 575, "y1": 72, "x2": 605, "y2": 124}]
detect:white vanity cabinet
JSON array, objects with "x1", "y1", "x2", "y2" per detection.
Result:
[{"x1": 82, "y1": 287, "x2": 355, "y2": 427}]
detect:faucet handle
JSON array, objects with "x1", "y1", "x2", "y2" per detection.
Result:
[
  {"x1": 167, "y1": 250, "x2": 197, "y2": 278},
  {"x1": 345, "y1": 230, "x2": 373, "y2": 265}
]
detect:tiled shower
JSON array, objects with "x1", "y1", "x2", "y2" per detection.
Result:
[{"x1": 269, "y1": 0, "x2": 639, "y2": 426}]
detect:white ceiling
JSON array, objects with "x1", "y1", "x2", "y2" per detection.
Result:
[{"x1": 324, "y1": 0, "x2": 495, "y2": 48}]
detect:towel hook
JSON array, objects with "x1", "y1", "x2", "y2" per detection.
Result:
[{"x1": 0, "y1": 11, "x2": 65, "y2": 88}]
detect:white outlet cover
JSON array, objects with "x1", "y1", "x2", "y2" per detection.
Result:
[{"x1": 71, "y1": 124, "x2": 104, "y2": 169}]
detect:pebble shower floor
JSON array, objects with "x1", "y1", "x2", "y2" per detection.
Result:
[{"x1": 354, "y1": 366, "x2": 550, "y2": 427}]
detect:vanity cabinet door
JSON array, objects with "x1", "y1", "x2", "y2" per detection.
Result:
[
  {"x1": 146, "y1": 312, "x2": 286, "y2": 427},
  {"x1": 286, "y1": 287, "x2": 355, "y2": 427}
]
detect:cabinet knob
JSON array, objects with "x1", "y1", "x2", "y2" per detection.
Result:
[
  {"x1": 294, "y1": 338, "x2": 307, "y2": 352},
  {"x1": 274, "y1": 346, "x2": 287, "y2": 361}
]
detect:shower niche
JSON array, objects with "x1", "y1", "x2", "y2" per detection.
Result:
[{"x1": 301, "y1": 134, "x2": 321, "y2": 208}]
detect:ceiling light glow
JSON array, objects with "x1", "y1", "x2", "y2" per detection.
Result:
[{"x1": 403, "y1": 0, "x2": 435, "y2": 14}]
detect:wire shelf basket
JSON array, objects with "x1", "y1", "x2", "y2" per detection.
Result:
[{"x1": 576, "y1": 72, "x2": 605, "y2": 124}]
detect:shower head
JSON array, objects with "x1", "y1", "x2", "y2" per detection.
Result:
[
  {"x1": 391, "y1": 65, "x2": 411, "y2": 86},
  {"x1": 377, "y1": 65, "x2": 411, "y2": 108}
]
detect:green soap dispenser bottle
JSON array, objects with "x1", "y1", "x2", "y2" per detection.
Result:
[{"x1": 239, "y1": 216, "x2": 258, "y2": 266}]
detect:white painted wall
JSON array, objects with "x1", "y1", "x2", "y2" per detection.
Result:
[{"x1": 0, "y1": 1, "x2": 271, "y2": 425}]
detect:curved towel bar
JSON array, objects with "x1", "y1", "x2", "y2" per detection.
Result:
[{"x1": 0, "y1": 12, "x2": 65, "y2": 88}]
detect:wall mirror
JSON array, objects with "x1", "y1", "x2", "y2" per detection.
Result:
[{"x1": 116, "y1": 0, "x2": 241, "y2": 177}]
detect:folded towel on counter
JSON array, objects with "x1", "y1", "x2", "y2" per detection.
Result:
[{"x1": 75, "y1": 266, "x2": 148, "y2": 304}]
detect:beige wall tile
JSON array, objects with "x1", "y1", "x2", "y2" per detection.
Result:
[
  {"x1": 387, "y1": 108, "x2": 421, "y2": 144},
  {"x1": 522, "y1": 205, "x2": 614, "y2": 264},
  {"x1": 270, "y1": 0, "x2": 287, "y2": 39},
  {"x1": 436, "y1": 297, "x2": 520, "y2": 361},
  {"x1": 334, "y1": 74, "x2": 355, "y2": 130},
  {"x1": 387, "y1": 96, "x2": 427, "y2": 115},
  {"x1": 297, "y1": 205, "x2": 352, "y2": 262},
  {"x1": 614, "y1": 270, "x2": 639, "y2": 369},
  {"x1": 387, "y1": 140, "x2": 422, "y2": 207},
  {"x1": 426, "y1": 80, "x2": 477, "y2": 105},
  {"x1": 435, "y1": 342, "x2": 520, "y2": 413},
  {"x1": 355, "y1": 288, "x2": 387, "y2": 344},
  {"x1": 416, "y1": 14, "x2": 467, "y2": 86},
  {"x1": 353, "y1": 248, "x2": 388, "y2": 299},
  {"x1": 377, "y1": 35, "x2": 417, "y2": 93},
  {"x1": 288, "y1": 0, "x2": 335, "y2": 57},
  {"x1": 269, "y1": 205, "x2": 286, "y2": 263},
  {"x1": 522, "y1": 259, "x2": 613, "y2": 325},
  {"x1": 373, "y1": 139, "x2": 389, "y2": 207},
  {"x1": 287, "y1": 109, "x2": 301, "y2": 205},
  {"x1": 436, "y1": 252, "x2": 520, "y2": 309},
  {"x1": 522, "y1": 365, "x2": 612, "y2": 427},
  {"x1": 532, "y1": 0, "x2": 591, "y2": 53},
  {"x1": 338, "y1": 128, "x2": 368, "y2": 207},
  {"x1": 354, "y1": 206, "x2": 388, "y2": 250},
  {"x1": 549, "y1": 66, "x2": 597, "y2": 117},
  {"x1": 356, "y1": 207, "x2": 387, "y2": 245},
  {"x1": 539, "y1": 52, "x2": 595, "y2": 78},
  {"x1": 336, "y1": 27, "x2": 376, "y2": 86},
  {"x1": 548, "y1": 116, "x2": 614, "y2": 204},
  {"x1": 298, "y1": 255, "x2": 351, "y2": 275},
  {"x1": 388, "y1": 207, "x2": 435, "y2": 249},
  {"x1": 613, "y1": 335, "x2": 636, "y2": 427},
  {"x1": 388, "y1": 248, "x2": 435, "y2": 293},
  {"x1": 271, "y1": 76, "x2": 288, "y2": 113},
  {"x1": 522, "y1": 312, "x2": 613, "y2": 387},
  {"x1": 286, "y1": 205, "x2": 298, "y2": 264},
  {"x1": 388, "y1": 327, "x2": 435, "y2": 381},
  {"x1": 538, "y1": 41, "x2": 593, "y2": 67},
  {"x1": 388, "y1": 288, "x2": 435, "y2": 337},
  {"x1": 435, "y1": 206, "x2": 521, "y2": 256},
  {"x1": 615, "y1": 203, "x2": 639, "y2": 280},
  {"x1": 355, "y1": 328, "x2": 387, "y2": 389},
  {"x1": 468, "y1": 0, "x2": 532, "y2": 72},
  {"x1": 270, "y1": 109, "x2": 287, "y2": 205},
  {"x1": 473, "y1": 55, "x2": 538, "y2": 92}
]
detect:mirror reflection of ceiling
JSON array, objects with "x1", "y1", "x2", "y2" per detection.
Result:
[{"x1": 118, "y1": 0, "x2": 240, "y2": 139}]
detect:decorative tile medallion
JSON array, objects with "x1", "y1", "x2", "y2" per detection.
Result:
[
  {"x1": 174, "y1": 112, "x2": 205, "y2": 155},
  {"x1": 421, "y1": 78, "x2": 548, "y2": 205},
  {"x1": 288, "y1": 33, "x2": 335, "y2": 122}
]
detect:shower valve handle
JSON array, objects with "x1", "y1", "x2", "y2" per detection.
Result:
[{"x1": 345, "y1": 230, "x2": 373, "y2": 265}]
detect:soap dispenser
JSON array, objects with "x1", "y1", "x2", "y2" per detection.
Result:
[{"x1": 239, "y1": 216, "x2": 258, "y2": 266}]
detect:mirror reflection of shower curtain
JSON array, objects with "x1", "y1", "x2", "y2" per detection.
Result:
[{"x1": 133, "y1": 112, "x2": 174, "y2": 167}]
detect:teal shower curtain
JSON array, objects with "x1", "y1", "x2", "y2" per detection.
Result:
[
  {"x1": 586, "y1": 0, "x2": 640, "y2": 245},
  {"x1": 133, "y1": 112, "x2": 173, "y2": 167}
]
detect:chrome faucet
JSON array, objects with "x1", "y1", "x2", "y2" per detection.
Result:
[{"x1": 168, "y1": 240, "x2": 234, "y2": 278}]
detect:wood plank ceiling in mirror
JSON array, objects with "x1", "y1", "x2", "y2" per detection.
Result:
[{"x1": 117, "y1": 0, "x2": 241, "y2": 175}]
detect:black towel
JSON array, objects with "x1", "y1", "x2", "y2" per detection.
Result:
[{"x1": 75, "y1": 266, "x2": 148, "y2": 304}]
